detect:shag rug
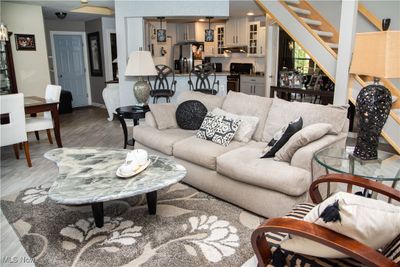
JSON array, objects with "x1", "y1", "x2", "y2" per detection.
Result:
[{"x1": 1, "y1": 183, "x2": 263, "y2": 267}]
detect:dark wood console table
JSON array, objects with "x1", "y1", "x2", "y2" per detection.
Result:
[{"x1": 270, "y1": 86, "x2": 334, "y2": 105}]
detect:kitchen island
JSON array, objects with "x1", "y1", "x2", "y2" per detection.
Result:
[{"x1": 150, "y1": 72, "x2": 229, "y2": 103}]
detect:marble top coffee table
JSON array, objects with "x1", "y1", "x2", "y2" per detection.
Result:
[{"x1": 45, "y1": 147, "x2": 186, "y2": 227}]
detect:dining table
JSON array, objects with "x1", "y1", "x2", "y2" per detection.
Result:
[{"x1": 24, "y1": 96, "x2": 63, "y2": 148}]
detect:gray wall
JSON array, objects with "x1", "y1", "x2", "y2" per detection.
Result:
[
  {"x1": 44, "y1": 19, "x2": 86, "y2": 84},
  {"x1": 85, "y1": 18, "x2": 106, "y2": 104}
]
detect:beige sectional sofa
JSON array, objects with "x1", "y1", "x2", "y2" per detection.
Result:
[{"x1": 133, "y1": 91, "x2": 349, "y2": 218}]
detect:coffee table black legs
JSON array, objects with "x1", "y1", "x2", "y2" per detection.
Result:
[
  {"x1": 91, "y1": 202, "x2": 104, "y2": 228},
  {"x1": 90, "y1": 191, "x2": 157, "y2": 228},
  {"x1": 146, "y1": 191, "x2": 157, "y2": 215}
]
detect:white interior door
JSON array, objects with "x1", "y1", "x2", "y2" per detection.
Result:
[{"x1": 53, "y1": 34, "x2": 88, "y2": 107}]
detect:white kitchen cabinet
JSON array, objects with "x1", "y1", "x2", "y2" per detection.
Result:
[
  {"x1": 240, "y1": 75, "x2": 266, "y2": 97},
  {"x1": 225, "y1": 17, "x2": 248, "y2": 46},
  {"x1": 248, "y1": 21, "x2": 259, "y2": 55},
  {"x1": 215, "y1": 24, "x2": 225, "y2": 55},
  {"x1": 258, "y1": 26, "x2": 266, "y2": 56},
  {"x1": 176, "y1": 23, "x2": 196, "y2": 42}
]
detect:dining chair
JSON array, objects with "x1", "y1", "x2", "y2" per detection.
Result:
[
  {"x1": 188, "y1": 63, "x2": 219, "y2": 95},
  {"x1": 148, "y1": 64, "x2": 177, "y2": 103},
  {"x1": 26, "y1": 84, "x2": 61, "y2": 144},
  {"x1": 0, "y1": 93, "x2": 32, "y2": 167}
]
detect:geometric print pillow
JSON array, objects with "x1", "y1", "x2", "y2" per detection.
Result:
[{"x1": 197, "y1": 112, "x2": 240, "y2": 146}]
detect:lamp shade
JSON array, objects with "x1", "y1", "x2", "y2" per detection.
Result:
[
  {"x1": 350, "y1": 31, "x2": 400, "y2": 78},
  {"x1": 125, "y1": 51, "x2": 157, "y2": 76}
]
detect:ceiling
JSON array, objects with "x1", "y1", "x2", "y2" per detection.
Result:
[{"x1": 5, "y1": 0, "x2": 264, "y2": 21}]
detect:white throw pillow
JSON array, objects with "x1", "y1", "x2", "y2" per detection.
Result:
[
  {"x1": 281, "y1": 192, "x2": 400, "y2": 258},
  {"x1": 274, "y1": 123, "x2": 332, "y2": 162},
  {"x1": 212, "y1": 108, "x2": 259, "y2": 143}
]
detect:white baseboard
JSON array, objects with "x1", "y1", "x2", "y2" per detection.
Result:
[{"x1": 92, "y1": 102, "x2": 106, "y2": 109}]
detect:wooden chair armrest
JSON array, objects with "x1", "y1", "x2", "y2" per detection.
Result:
[
  {"x1": 251, "y1": 217, "x2": 396, "y2": 267},
  {"x1": 310, "y1": 173, "x2": 400, "y2": 203}
]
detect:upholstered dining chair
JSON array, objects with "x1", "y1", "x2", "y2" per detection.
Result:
[
  {"x1": 251, "y1": 173, "x2": 400, "y2": 267},
  {"x1": 148, "y1": 64, "x2": 177, "y2": 103},
  {"x1": 26, "y1": 84, "x2": 61, "y2": 144},
  {"x1": 188, "y1": 63, "x2": 219, "y2": 95},
  {"x1": 0, "y1": 93, "x2": 32, "y2": 167}
]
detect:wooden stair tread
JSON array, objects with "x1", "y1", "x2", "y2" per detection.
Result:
[
  {"x1": 288, "y1": 5, "x2": 311, "y2": 15},
  {"x1": 284, "y1": 0, "x2": 300, "y2": 4},
  {"x1": 302, "y1": 17, "x2": 322, "y2": 26},
  {"x1": 326, "y1": 42, "x2": 339, "y2": 49},
  {"x1": 314, "y1": 30, "x2": 334, "y2": 37}
]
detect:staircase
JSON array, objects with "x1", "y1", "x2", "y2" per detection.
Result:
[{"x1": 256, "y1": 0, "x2": 400, "y2": 153}]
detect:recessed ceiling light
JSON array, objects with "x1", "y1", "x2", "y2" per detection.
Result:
[
  {"x1": 247, "y1": 12, "x2": 255, "y2": 16},
  {"x1": 199, "y1": 18, "x2": 205, "y2": 22}
]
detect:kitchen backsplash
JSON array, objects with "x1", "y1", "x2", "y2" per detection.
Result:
[{"x1": 209, "y1": 53, "x2": 265, "y2": 73}]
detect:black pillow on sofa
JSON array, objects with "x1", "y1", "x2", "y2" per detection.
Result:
[
  {"x1": 176, "y1": 100, "x2": 208, "y2": 130},
  {"x1": 261, "y1": 117, "x2": 303, "y2": 158}
]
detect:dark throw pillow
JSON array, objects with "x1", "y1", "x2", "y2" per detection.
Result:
[
  {"x1": 197, "y1": 112, "x2": 240, "y2": 146},
  {"x1": 261, "y1": 117, "x2": 303, "y2": 158},
  {"x1": 176, "y1": 100, "x2": 208, "y2": 130}
]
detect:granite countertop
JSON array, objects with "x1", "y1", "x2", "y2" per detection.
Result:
[
  {"x1": 240, "y1": 73, "x2": 266, "y2": 77},
  {"x1": 45, "y1": 147, "x2": 187, "y2": 205},
  {"x1": 175, "y1": 71, "x2": 230, "y2": 77}
]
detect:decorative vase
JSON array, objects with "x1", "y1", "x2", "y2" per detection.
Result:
[
  {"x1": 353, "y1": 83, "x2": 392, "y2": 160},
  {"x1": 133, "y1": 79, "x2": 150, "y2": 105}
]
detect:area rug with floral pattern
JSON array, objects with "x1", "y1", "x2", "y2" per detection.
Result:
[{"x1": 1, "y1": 183, "x2": 263, "y2": 267}]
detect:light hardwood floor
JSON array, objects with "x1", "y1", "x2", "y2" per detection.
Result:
[{"x1": 1, "y1": 107, "x2": 124, "y2": 266}]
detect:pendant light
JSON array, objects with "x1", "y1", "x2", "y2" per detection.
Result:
[
  {"x1": 157, "y1": 17, "x2": 166, "y2": 42},
  {"x1": 204, "y1": 17, "x2": 214, "y2": 42}
]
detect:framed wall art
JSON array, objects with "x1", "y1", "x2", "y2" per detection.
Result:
[
  {"x1": 87, "y1": 32, "x2": 103, "y2": 76},
  {"x1": 15, "y1": 34, "x2": 36, "y2": 51}
]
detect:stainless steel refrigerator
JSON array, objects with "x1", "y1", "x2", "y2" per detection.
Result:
[{"x1": 172, "y1": 41, "x2": 204, "y2": 74}]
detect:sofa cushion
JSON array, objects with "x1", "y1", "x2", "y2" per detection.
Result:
[
  {"x1": 216, "y1": 142, "x2": 311, "y2": 196},
  {"x1": 262, "y1": 98, "x2": 347, "y2": 141},
  {"x1": 221, "y1": 91, "x2": 273, "y2": 141},
  {"x1": 173, "y1": 136, "x2": 244, "y2": 170},
  {"x1": 177, "y1": 91, "x2": 225, "y2": 111},
  {"x1": 261, "y1": 117, "x2": 303, "y2": 158},
  {"x1": 213, "y1": 108, "x2": 259, "y2": 143},
  {"x1": 275, "y1": 123, "x2": 332, "y2": 162},
  {"x1": 133, "y1": 125, "x2": 195, "y2": 155},
  {"x1": 149, "y1": 103, "x2": 178, "y2": 130}
]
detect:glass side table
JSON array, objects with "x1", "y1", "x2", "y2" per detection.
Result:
[{"x1": 314, "y1": 146, "x2": 400, "y2": 198}]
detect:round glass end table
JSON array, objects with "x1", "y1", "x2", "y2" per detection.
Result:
[{"x1": 314, "y1": 146, "x2": 400, "y2": 197}]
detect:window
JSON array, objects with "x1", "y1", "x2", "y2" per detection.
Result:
[{"x1": 294, "y1": 43, "x2": 311, "y2": 74}]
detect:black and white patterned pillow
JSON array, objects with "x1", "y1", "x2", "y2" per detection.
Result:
[
  {"x1": 261, "y1": 117, "x2": 303, "y2": 158},
  {"x1": 197, "y1": 112, "x2": 240, "y2": 146}
]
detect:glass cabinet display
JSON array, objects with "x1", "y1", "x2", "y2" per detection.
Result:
[{"x1": 0, "y1": 33, "x2": 17, "y2": 95}]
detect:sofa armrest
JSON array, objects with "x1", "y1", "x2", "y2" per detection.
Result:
[
  {"x1": 291, "y1": 133, "x2": 347, "y2": 173},
  {"x1": 145, "y1": 111, "x2": 157, "y2": 128}
]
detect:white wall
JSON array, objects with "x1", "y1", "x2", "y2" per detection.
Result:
[
  {"x1": 101, "y1": 17, "x2": 116, "y2": 81},
  {"x1": 115, "y1": 0, "x2": 229, "y2": 106},
  {"x1": 1, "y1": 2, "x2": 50, "y2": 97}
]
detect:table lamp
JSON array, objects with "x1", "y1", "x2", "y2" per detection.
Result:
[
  {"x1": 349, "y1": 27, "x2": 399, "y2": 160},
  {"x1": 125, "y1": 50, "x2": 157, "y2": 105}
]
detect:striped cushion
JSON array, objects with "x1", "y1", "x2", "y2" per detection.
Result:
[
  {"x1": 265, "y1": 203, "x2": 364, "y2": 267},
  {"x1": 383, "y1": 234, "x2": 400, "y2": 263}
]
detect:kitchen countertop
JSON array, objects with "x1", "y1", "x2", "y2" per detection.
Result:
[
  {"x1": 240, "y1": 73, "x2": 265, "y2": 77},
  {"x1": 175, "y1": 71, "x2": 230, "y2": 77}
]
